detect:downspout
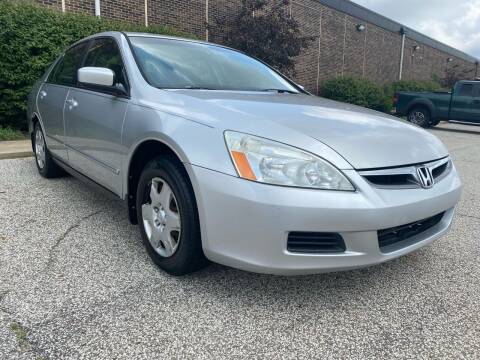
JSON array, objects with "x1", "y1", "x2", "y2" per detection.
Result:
[
  {"x1": 205, "y1": 0, "x2": 209, "y2": 41},
  {"x1": 61, "y1": 0, "x2": 65, "y2": 12},
  {"x1": 362, "y1": 24, "x2": 368, "y2": 78},
  {"x1": 341, "y1": 15, "x2": 347, "y2": 76},
  {"x1": 315, "y1": 14, "x2": 323, "y2": 94},
  {"x1": 95, "y1": 0, "x2": 101, "y2": 17},
  {"x1": 144, "y1": 0, "x2": 148, "y2": 27},
  {"x1": 399, "y1": 27, "x2": 406, "y2": 80}
]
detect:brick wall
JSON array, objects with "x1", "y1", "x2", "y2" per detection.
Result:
[
  {"x1": 65, "y1": 0, "x2": 95, "y2": 14},
  {"x1": 148, "y1": 0, "x2": 206, "y2": 38},
  {"x1": 35, "y1": 0, "x2": 63, "y2": 11},
  {"x1": 102, "y1": 0, "x2": 144, "y2": 23},
  {"x1": 34, "y1": 0, "x2": 478, "y2": 94}
]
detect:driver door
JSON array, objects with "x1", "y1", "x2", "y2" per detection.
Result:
[
  {"x1": 472, "y1": 84, "x2": 480, "y2": 123},
  {"x1": 450, "y1": 83, "x2": 474, "y2": 121}
]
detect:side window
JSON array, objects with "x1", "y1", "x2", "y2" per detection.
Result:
[
  {"x1": 458, "y1": 84, "x2": 473, "y2": 97},
  {"x1": 473, "y1": 85, "x2": 480, "y2": 97},
  {"x1": 47, "y1": 57, "x2": 64, "y2": 83},
  {"x1": 49, "y1": 42, "x2": 88, "y2": 86},
  {"x1": 83, "y1": 38, "x2": 128, "y2": 90}
]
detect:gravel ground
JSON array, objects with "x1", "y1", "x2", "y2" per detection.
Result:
[{"x1": 0, "y1": 122, "x2": 479, "y2": 359}]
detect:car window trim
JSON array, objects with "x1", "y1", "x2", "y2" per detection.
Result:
[
  {"x1": 46, "y1": 36, "x2": 131, "y2": 99},
  {"x1": 77, "y1": 36, "x2": 131, "y2": 98},
  {"x1": 121, "y1": 32, "x2": 308, "y2": 95},
  {"x1": 46, "y1": 55, "x2": 65, "y2": 84},
  {"x1": 46, "y1": 39, "x2": 91, "y2": 87}
]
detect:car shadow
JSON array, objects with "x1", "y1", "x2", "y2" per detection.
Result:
[{"x1": 173, "y1": 248, "x2": 433, "y2": 305}]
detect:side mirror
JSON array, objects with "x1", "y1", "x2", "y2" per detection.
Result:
[{"x1": 78, "y1": 67, "x2": 114, "y2": 87}]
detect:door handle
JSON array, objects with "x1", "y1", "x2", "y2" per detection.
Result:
[
  {"x1": 39, "y1": 90, "x2": 47, "y2": 99},
  {"x1": 473, "y1": 99, "x2": 480, "y2": 104},
  {"x1": 65, "y1": 98, "x2": 78, "y2": 109}
]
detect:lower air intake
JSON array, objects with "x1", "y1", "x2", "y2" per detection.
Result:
[
  {"x1": 287, "y1": 232, "x2": 346, "y2": 254},
  {"x1": 378, "y1": 212, "x2": 445, "y2": 252}
]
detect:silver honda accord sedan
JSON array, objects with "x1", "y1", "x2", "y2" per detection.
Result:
[{"x1": 27, "y1": 32, "x2": 462, "y2": 275}]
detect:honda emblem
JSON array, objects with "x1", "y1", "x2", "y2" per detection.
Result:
[{"x1": 416, "y1": 166, "x2": 434, "y2": 189}]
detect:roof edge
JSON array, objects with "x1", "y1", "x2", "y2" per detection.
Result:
[{"x1": 315, "y1": 0, "x2": 478, "y2": 63}]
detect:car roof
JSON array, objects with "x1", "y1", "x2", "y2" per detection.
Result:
[
  {"x1": 87, "y1": 31, "x2": 221, "y2": 47},
  {"x1": 69, "y1": 31, "x2": 237, "y2": 53},
  {"x1": 65, "y1": 31, "x2": 227, "y2": 53},
  {"x1": 124, "y1": 32, "x2": 243, "y2": 53},
  {"x1": 123, "y1": 31, "x2": 207, "y2": 44}
]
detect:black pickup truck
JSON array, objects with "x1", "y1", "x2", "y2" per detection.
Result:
[{"x1": 394, "y1": 80, "x2": 480, "y2": 128}]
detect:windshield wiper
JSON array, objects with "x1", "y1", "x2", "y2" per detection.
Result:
[
  {"x1": 261, "y1": 89, "x2": 299, "y2": 94},
  {"x1": 183, "y1": 86, "x2": 217, "y2": 90}
]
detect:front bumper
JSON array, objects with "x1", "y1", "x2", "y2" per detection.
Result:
[{"x1": 188, "y1": 163, "x2": 462, "y2": 275}]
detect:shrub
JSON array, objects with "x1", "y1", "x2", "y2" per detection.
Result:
[
  {"x1": 321, "y1": 78, "x2": 444, "y2": 114},
  {"x1": 0, "y1": 126, "x2": 26, "y2": 141},
  {"x1": 0, "y1": 1, "x2": 189, "y2": 130},
  {"x1": 320, "y1": 76, "x2": 386, "y2": 112}
]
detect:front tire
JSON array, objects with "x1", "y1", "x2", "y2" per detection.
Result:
[
  {"x1": 407, "y1": 107, "x2": 431, "y2": 128},
  {"x1": 136, "y1": 156, "x2": 207, "y2": 275},
  {"x1": 33, "y1": 122, "x2": 64, "y2": 178}
]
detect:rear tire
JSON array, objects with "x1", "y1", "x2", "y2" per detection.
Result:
[
  {"x1": 33, "y1": 122, "x2": 64, "y2": 178},
  {"x1": 136, "y1": 156, "x2": 208, "y2": 275},
  {"x1": 407, "y1": 107, "x2": 431, "y2": 128}
]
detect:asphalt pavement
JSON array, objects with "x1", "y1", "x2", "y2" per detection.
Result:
[{"x1": 0, "y1": 122, "x2": 479, "y2": 359}]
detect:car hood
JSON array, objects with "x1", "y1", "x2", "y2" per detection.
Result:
[{"x1": 157, "y1": 90, "x2": 449, "y2": 169}]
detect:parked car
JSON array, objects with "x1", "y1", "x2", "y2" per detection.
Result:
[
  {"x1": 394, "y1": 80, "x2": 480, "y2": 127},
  {"x1": 27, "y1": 32, "x2": 462, "y2": 275}
]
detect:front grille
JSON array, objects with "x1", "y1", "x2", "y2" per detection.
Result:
[
  {"x1": 432, "y1": 161, "x2": 449, "y2": 180},
  {"x1": 359, "y1": 158, "x2": 451, "y2": 189},
  {"x1": 363, "y1": 173, "x2": 416, "y2": 187},
  {"x1": 378, "y1": 212, "x2": 445, "y2": 252},
  {"x1": 287, "y1": 232, "x2": 346, "y2": 254}
]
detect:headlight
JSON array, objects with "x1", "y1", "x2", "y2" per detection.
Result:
[{"x1": 224, "y1": 131, "x2": 355, "y2": 191}]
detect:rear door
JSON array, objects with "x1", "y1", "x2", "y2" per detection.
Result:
[
  {"x1": 64, "y1": 37, "x2": 129, "y2": 195},
  {"x1": 37, "y1": 42, "x2": 89, "y2": 161},
  {"x1": 449, "y1": 83, "x2": 474, "y2": 121}
]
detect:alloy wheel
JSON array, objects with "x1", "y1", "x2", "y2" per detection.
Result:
[
  {"x1": 141, "y1": 177, "x2": 182, "y2": 257},
  {"x1": 408, "y1": 111, "x2": 425, "y2": 125},
  {"x1": 35, "y1": 127, "x2": 46, "y2": 169}
]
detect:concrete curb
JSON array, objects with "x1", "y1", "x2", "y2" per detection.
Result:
[
  {"x1": 0, "y1": 140, "x2": 33, "y2": 160},
  {"x1": 0, "y1": 151, "x2": 33, "y2": 160}
]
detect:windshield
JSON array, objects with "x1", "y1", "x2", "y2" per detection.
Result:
[{"x1": 129, "y1": 36, "x2": 299, "y2": 93}]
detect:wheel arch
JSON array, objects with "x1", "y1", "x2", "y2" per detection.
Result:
[
  {"x1": 30, "y1": 112, "x2": 43, "y2": 152},
  {"x1": 406, "y1": 100, "x2": 435, "y2": 119},
  {"x1": 125, "y1": 138, "x2": 193, "y2": 225}
]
